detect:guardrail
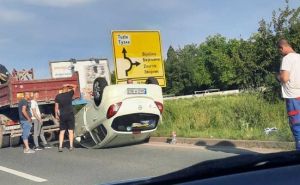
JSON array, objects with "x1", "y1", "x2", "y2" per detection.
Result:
[
  {"x1": 194, "y1": 89, "x2": 220, "y2": 94},
  {"x1": 163, "y1": 94, "x2": 175, "y2": 98},
  {"x1": 163, "y1": 89, "x2": 240, "y2": 100}
]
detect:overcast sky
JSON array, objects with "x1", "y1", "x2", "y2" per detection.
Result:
[{"x1": 1, "y1": 0, "x2": 300, "y2": 78}]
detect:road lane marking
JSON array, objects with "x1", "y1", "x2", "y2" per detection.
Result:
[{"x1": 0, "y1": 166, "x2": 47, "y2": 182}]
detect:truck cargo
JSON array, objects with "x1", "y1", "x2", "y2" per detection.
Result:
[{"x1": 0, "y1": 64, "x2": 9, "y2": 84}]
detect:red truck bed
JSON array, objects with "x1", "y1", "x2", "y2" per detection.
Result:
[{"x1": 0, "y1": 72, "x2": 80, "y2": 108}]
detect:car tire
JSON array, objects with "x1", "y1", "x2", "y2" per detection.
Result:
[
  {"x1": 44, "y1": 131, "x2": 55, "y2": 142},
  {"x1": 144, "y1": 136, "x2": 150, "y2": 143},
  {"x1": 93, "y1": 77, "x2": 108, "y2": 106},
  {"x1": 145, "y1": 77, "x2": 159, "y2": 85}
]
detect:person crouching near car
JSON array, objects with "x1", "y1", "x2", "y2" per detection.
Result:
[
  {"x1": 18, "y1": 92, "x2": 35, "y2": 154},
  {"x1": 277, "y1": 38, "x2": 300, "y2": 150},
  {"x1": 55, "y1": 84, "x2": 77, "y2": 152},
  {"x1": 30, "y1": 92, "x2": 52, "y2": 150}
]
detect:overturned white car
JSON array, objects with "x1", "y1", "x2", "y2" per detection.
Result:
[{"x1": 74, "y1": 77, "x2": 163, "y2": 148}]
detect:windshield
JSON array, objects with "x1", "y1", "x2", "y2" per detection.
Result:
[{"x1": 0, "y1": 0, "x2": 300, "y2": 185}]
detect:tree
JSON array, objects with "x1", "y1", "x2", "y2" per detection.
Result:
[
  {"x1": 163, "y1": 1, "x2": 300, "y2": 98},
  {"x1": 164, "y1": 46, "x2": 183, "y2": 95},
  {"x1": 200, "y1": 35, "x2": 237, "y2": 89},
  {"x1": 164, "y1": 44, "x2": 212, "y2": 95},
  {"x1": 110, "y1": 71, "x2": 116, "y2": 84}
]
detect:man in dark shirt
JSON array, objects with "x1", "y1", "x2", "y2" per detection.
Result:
[
  {"x1": 18, "y1": 92, "x2": 35, "y2": 154},
  {"x1": 55, "y1": 84, "x2": 77, "y2": 152}
]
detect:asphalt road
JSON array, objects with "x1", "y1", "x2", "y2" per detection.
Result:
[{"x1": 0, "y1": 142, "x2": 279, "y2": 185}]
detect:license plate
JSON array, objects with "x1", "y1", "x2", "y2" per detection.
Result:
[
  {"x1": 132, "y1": 123, "x2": 149, "y2": 128},
  {"x1": 5, "y1": 125, "x2": 21, "y2": 131},
  {"x1": 127, "y1": 88, "x2": 147, "y2": 95}
]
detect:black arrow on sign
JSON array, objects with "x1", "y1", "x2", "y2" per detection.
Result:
[{"x1": 122, "y1": 48, "x2": 140, "y2": 76}]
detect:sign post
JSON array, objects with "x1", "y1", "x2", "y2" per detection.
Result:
[{"x1": 112, "y1": 30, "x2": 166, "y2": 86}]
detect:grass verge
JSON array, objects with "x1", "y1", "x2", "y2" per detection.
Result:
[{"x1": 153, "y1": 93, "x2": 293, "y2": 142}]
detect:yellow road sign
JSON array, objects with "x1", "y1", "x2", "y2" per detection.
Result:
[{"x1": 112, "y1": 30, "x2": 166, "y2": 87}]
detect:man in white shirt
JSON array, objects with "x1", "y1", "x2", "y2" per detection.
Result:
[
  {"x1": 277, "y1": 39, "x2": 300, "y2": 150},
  {"x1": 31, "y1": 92, "x2": 51, "y2": 150}
]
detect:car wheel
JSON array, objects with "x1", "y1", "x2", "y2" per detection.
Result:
[
  {"x1": 144, "y1": 136, "x2": 151, "y2": 143},
  {"x1": 44, "y1": 132, "x2": 55, "y2": 142},
  {"x1": 145, "y1": 77, "x2": 159, "y2": 85},
  {"x1": 93, "y1": 77, "x2": 108, "y2": 106}
]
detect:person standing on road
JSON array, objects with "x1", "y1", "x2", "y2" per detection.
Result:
[
  {"x1": 18, "y1": 92, "x2": 35, "y2": 154},
  {"x1": 55, "y1": 84, "x2": 77, "y2": 152},
  {"x1": 31, "y1": 92, "x2": 52, "y2": 150},
  {"x1": 277, "y1": 38, "x2": 300, "y2": 150}
]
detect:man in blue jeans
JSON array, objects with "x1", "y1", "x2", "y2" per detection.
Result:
[
  {"x1": 18, "y1": 92, "x2": 35, "y2": 154},
  {"x1": 277, "y1": 39, "x2": 300, "y2": 150}
]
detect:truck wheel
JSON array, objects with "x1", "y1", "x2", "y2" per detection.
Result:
[
  {"x1": 10, "y1": 136, "x2": 21, "y2": 147},
  {"x1": 145, "y1": 77, "x2": 159, "y2": 85},
  {"x1": 93, "y1": 77, "x2": 108, "y2": 106},
  {"x1": 0, "y1": 126, "x2": 9, "y2": 148},
  {"x1": 0, "y1": 136, "x2": 9, "y2": 148},
  {"x1": 0, "y1": 125, "x2": 3, "y2": 148}
]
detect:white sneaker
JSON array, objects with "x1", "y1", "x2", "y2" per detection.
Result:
[
  {"x1": 33, "y1": 146, "x2": 43, "y2": 151},
  {"x1": 43, "y1": 144, "x2": 52, "y2": 149},
  {"x1": 24, "y1": 149, "x2": 35, "y2": 154}
]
